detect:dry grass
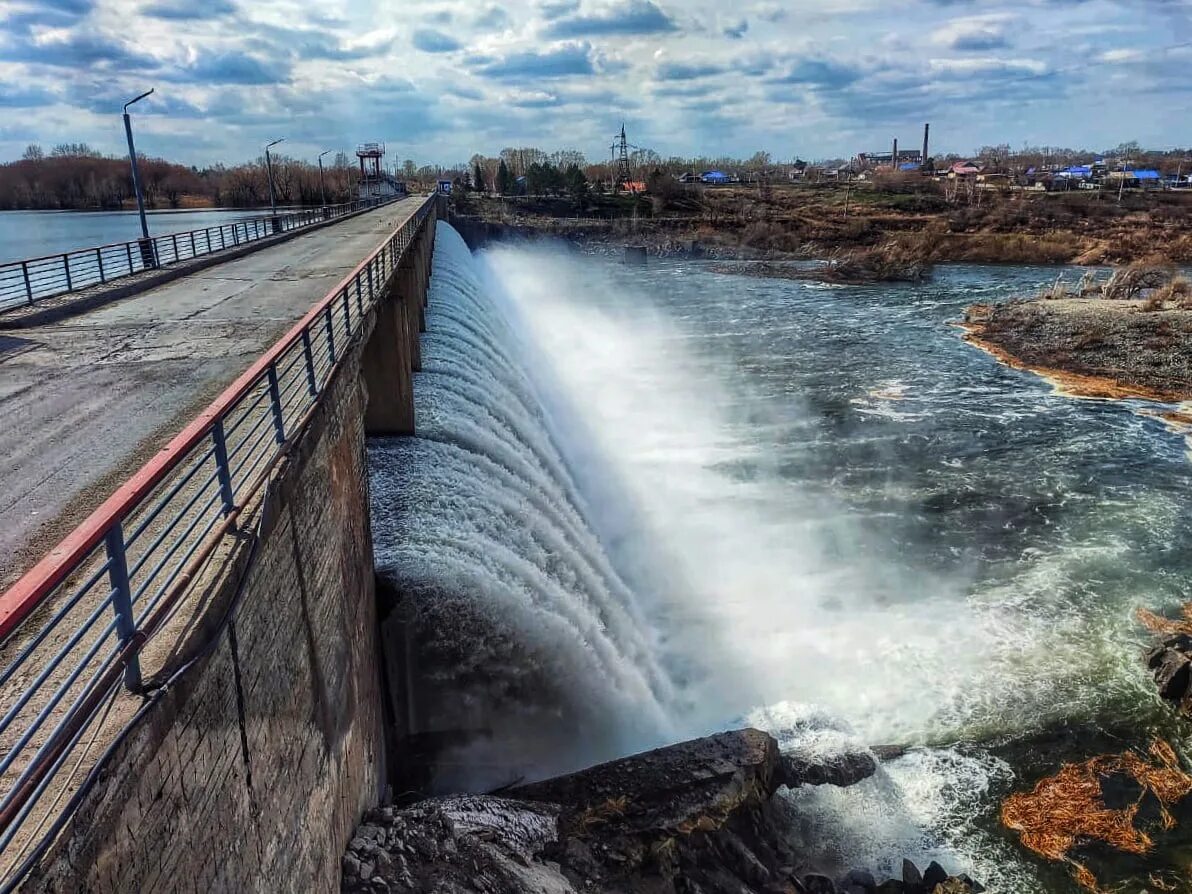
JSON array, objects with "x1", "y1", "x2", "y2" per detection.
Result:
[
  {"x1": 1137, "y1": 603, "x2": 1192, "y2": 637},
  {"x1": 827, "y1": 240, "x2": 932, "y2": 283},
  {"x1": 1000, "y1": 741, "x2": 1192, "y2": 893},
  {"x1": 1103, "y1": 258, "x2": 1177, "y2": 301},
  {"x1": 572, "y1": 796, "x2": 629, "y2": 834}
]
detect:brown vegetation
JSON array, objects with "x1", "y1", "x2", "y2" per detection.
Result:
[
  {"x1": 1001, "y1": 741, "x2": 1192, "y2": 892},
  {"x1": 2, "y1": 144, "x2": 364, "y2": 210},
  {"x1": 461, "y1": 177, "x2": 1192, "y2": 268}
]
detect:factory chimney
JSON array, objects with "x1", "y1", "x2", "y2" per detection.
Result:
[
  {"x1": 922, "y1": 123, "x2": 930, "y2": 166},
  {"x1": 892, "y1": 137, "x2": 898, "y2": 169}
]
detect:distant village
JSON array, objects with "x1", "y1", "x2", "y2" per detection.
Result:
[{"x1": 680, "y1": 124, "x2": 1189, "y2": 193}]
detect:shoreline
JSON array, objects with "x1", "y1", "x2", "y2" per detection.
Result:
[{"x1": 958, "y1": 320, "x2": 1191, "y2": 404}]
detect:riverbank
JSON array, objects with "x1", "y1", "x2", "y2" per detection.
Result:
[
  {"x1": 962, "y1": 298, "x2": 1192, "y2": 402},
  {"x1": 451, "y1": 184, "x2": 1192, "y2": 266}
]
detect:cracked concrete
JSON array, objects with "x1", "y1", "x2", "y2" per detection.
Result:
[{"x1": 0, "y1": 195, "x2": 424, "y2": 589}]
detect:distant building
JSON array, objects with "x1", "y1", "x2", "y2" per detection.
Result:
[
  {"x1": 858, "y1": 150, "x2": 923, "y2": 169},
  {"x1": 701, "y1": 170, "x2": 730, "y2": 185}
]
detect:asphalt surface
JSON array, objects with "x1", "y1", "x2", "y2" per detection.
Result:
[{"x1": 0, "y1": 196, "x2": 424, "y2": 589}]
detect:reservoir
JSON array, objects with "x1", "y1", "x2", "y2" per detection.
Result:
[{"x1": 0, "y1": 207, "x2": 273, "y2": 265}]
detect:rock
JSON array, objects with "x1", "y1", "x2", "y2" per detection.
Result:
[
  {"x1": 902, "y1": 858, "x2": 923, "y2": 887},
  {"x1": 803, "y1": 874, "x2": 838, "y2": 893},
  {"x1": 957, "y1": 874, "x2": 985, "y2": 892},
  {"x1": 779, "y1": 751, "x2": 877, "y2": 789},
  {"x1": 1153, "y1": 649, "x2": 1192, "y2": 701},
  {"x1": 841, "y1": 868, "x2": 876, "y2": 890},
  {"x1": 922, "y1": 861, "x2": 949, "y2": 888},
  {"x1": 343, "y1": 729, "x2": 799, "y2": 894},
  {"x1": 876, "y1": 883, "x2": 904, "y2": 894}
]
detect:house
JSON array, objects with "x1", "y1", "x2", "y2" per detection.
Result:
[
  {"x1": 678, "y1": 172, "x2": 699, "y2": 183},
  {"x1": 701, "y1": 170, "x2": 730, "y2": 185},
  {"x1": 948, "y1": 161, "x2": 980, "y2": 179},
  {"x1": 436, "y1": 179, "x2": 453, "y2": 194},
  {"x1": 622, "y1": 180, "x2": 647, "y2": 193}
]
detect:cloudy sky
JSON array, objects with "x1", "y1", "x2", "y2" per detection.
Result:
[{"x1": 2, "y1": 0, "x2": 1191, "y2": 167}]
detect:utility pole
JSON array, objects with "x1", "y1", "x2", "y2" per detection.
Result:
[
  {"x1": 122, "y1": 88, "x2": 155, "y2": 267},
  {"x1": 265, "y1": 138, "x2": 284, "y2": 231},
  {"x1": 318, "y1": 149, "x2": 332, "y2": 207}
]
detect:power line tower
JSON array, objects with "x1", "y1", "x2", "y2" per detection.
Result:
[{"x1": 611, "y1": 123, "x2": 633, "y2": 188}]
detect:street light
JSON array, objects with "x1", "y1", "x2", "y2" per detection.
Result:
[
  {"x1": 264, "y1": 138, "x2": 284, "y2": 225},
  {"x1": 318, "y1": 149, "x2": 333, "y2": 207},
  {"x1": 122, "y1": 88, "x2": 154, "y2": 251}
]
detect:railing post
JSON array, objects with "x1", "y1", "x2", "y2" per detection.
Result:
[
  {"x1": 266, "y1": 365, "x2": 285, "y2": 445},
  {"x1": 343, "y1": 288, "x2": 352, "y2": 335},
  {"x1": 172, "y1": 233, "x2": 179, "y2": 261},
  {"x1": 300, "y1": 329, "x2": 318, "y2": 397},
  {"x1": 324, "y1": 305, "x2": 336, "y2": 362},
  {"x1": 96, "y1": 248, "x2": 105, "y2": 283},
  {"x1": 367, "y1": 263, "x2": 374, "y2": 307},
  {"x1": 63, "y1": 255, "x2": 72, "y2": 292},
  {"x1": 104, "y1": 524, "x2": 142, "y2": 692},
  {"x1": 21, "y1": 262, "x2": 33, "y2": 304},
  {"x1": 126, "y1": 242, "x2": 134, "y2": 274},
  {"x1": 189, "y1": 231, "x2": 196, "y2": 258},
  {"x1": 211, "y1": 420, "x2": 236, "y2": 515}
]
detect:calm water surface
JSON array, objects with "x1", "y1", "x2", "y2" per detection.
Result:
[{"x1": 0, "y1": 208, "x2": 274, "y2": 265}]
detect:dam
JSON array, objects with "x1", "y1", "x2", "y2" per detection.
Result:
[{"x1": 1, "y1": 199, "x2": 1191, "y2": 893}]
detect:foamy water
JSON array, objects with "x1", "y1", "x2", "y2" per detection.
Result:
[{"x1": 369, "y1": 224, "x2": 1192, "y2": 892}]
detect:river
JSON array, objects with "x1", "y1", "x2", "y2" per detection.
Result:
[
  {"x1": 368, "y1": 223, "x2": 1192, "y2": 893},
  {"x1": 0, "y1": 208, "x2": 273, "y2": 265}
]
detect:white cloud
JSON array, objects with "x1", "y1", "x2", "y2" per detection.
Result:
[{"x1": 0, "y1": 0, "x2": 1187, "y2": 166}]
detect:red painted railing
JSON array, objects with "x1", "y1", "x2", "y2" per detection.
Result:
[{"x1": 0, "y1": 193, "x2": 439, "y2": 884}]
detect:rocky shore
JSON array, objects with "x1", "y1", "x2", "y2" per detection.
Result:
[
  {"x1": 963, "y1": 298, "x2": 1192, "y2": 402},
  {"x1": 341, "y1": 729, "x2": 983, "y2": 894}
]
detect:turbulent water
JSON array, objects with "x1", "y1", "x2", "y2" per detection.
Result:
[{"x1": 369, "y1": 222, "x2": 1192, "y2": 893}]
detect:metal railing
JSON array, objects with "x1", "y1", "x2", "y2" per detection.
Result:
[
  {"x1": 0, "y1": 193, "x2": 440, "y2": 883},
  {"x1": 0, "y1": 195, "x2": 402, "y2": 311}
]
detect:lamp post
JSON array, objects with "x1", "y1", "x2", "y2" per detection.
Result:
[
  {"x1": 318, "y1": 149, "x2": 332, "y2": 207},
  {"x1": 123, "y1": 88, "x2": 155, "y2": 266},
  {"x1": 264, "y1": 138, "x2": 284, "y2": 230}
]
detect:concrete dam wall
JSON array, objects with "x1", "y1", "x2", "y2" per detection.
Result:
[{"x1": 21, "y1": 210, "x2": 439, "y2": 893}]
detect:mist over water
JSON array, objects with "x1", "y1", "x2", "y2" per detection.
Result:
[{"x1": 369, "y1": 223, "x2": 1192, "y2": 892}]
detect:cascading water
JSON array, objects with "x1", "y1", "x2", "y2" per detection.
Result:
[
  {"x1": 370, "y1": 222, "x2": 1192, "y2": 892},
  {"x1": 369, "y1": 224, "x2": 681, "y2": 792}
]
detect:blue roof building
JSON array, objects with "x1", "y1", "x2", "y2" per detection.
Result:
[{"x1": 701, "y1": 170, "x2": 730, "y2": 184}]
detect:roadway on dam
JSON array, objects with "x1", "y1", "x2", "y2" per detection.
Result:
[{"x1": 0, "y1": 195, "x2": 425, "y2": 589}]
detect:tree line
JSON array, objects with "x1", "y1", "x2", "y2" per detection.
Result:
[{"x1": 0, "y1": 144, "x2": 366, "y2": 211}]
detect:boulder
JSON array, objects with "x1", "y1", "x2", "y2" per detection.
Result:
[
  {"x1": 923, "y1": 861, "x2": 949, "y2": 888},
  {"x1": 779, "y1": 751, "x2": 877, "y2": 789},
  {"x1": 1153, "y1": 649, "x2": 1192, "y2": 701},
  {"x1": 902, "y1": 858, "x2": 923, "y2": 887},
  {"x1": 841, "y1": 868, "x2": 876, "y2": 890},
  {"x1": 803, "y1": 874, "x2": 838, "y2": 893}
]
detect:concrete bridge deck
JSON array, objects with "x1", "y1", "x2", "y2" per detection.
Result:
[{"x1": 0, "y1": 195, "x2": 425, "y2": 590}]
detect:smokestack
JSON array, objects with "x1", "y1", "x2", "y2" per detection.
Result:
[
  {"x1": 892, "y1": 138, "x2": 898, "y2": 168},
  {"x1": 922, "y1": 123, "x2": 930, "y2": 166}
]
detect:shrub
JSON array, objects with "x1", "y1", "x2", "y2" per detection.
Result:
[{"x1": 1102, "y1": 257, "x2": 1177, "y2": 300}]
